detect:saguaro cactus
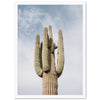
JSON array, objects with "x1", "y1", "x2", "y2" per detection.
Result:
[{"x1": 34, "y1": 25, "x2": 64, "y2": 95}]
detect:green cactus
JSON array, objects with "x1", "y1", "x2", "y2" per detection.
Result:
[{"x1": 34, "y1": 25, "x2": 64, "y2": 95}]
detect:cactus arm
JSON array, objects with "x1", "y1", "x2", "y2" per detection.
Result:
[
  {"x1": 42, "y1": 27, "x2": 50, "y2": 72},
  {"x1": 34, "y1": 34, "x2": 43, "y2": 77},
  {"x1": 56, "y1": 30, "x2": 64, "y2": 77},
  {"x1": 40, "y1": 42, "x2": 42, "y2": 69},
  {"x1": 48, "y1": 25, "x2": 53, "y2": 50},
  {"x1": 49, "y1": 25, "x2": 52, "y2": 39}
]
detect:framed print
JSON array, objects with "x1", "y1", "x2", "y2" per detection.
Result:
[{"x1": 15, "y1": 1, "x2": 86, "y2": 99}]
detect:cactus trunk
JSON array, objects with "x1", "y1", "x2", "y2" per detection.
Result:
[
  {"x1": 43, "y1": 50, "x2": 58, "y2": 95},
  {"x1": 43, "y1": 73, "x2": 58, "y2": 95},
  {"x1": 34, "y1": 25, "x2": 64, "y2": 95}
]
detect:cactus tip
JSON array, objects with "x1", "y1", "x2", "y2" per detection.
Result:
[
  {"x1": 36, "y1": 34, "x2": 40, "y2": 37},
  {"x1": 58, "y1": 29, "x2": 62, "y2": 33},
  {"x1": 43, "y1": 27, "x2": 48, "y2": 34},
  {"x1": 44, "y1": 27, "x2": 48, "y2": 30},
  {"x1": 49, "y1": 25, "x2": 52, "y2": 31},
  {"x1": 49, "y1": 25, "x2": 52, "y2": 29}
]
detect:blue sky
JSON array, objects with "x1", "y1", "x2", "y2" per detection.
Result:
[{"x1": 18, "y1": 5, "x2": 83, "y2": 95}]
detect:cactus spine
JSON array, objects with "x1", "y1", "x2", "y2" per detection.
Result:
[{"x1": 34, "y1": 25, "x2": 64, "y2": 95}]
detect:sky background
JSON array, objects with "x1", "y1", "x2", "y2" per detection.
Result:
[{"x1": 18, "y1": 5, "x2": 83, "y2": 95}]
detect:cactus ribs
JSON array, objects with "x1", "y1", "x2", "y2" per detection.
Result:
[{"x1": 34, "y1": 25, "x2": 64, "y2": 95}]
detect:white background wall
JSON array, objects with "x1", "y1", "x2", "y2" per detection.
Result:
[{"x1": 0, "y1": 0, "x2": 100, "y2": 100}]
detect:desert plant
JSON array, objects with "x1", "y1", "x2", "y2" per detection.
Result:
[{"x1": 34, "y1": 25, "x2": 64, "y2": 95}]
